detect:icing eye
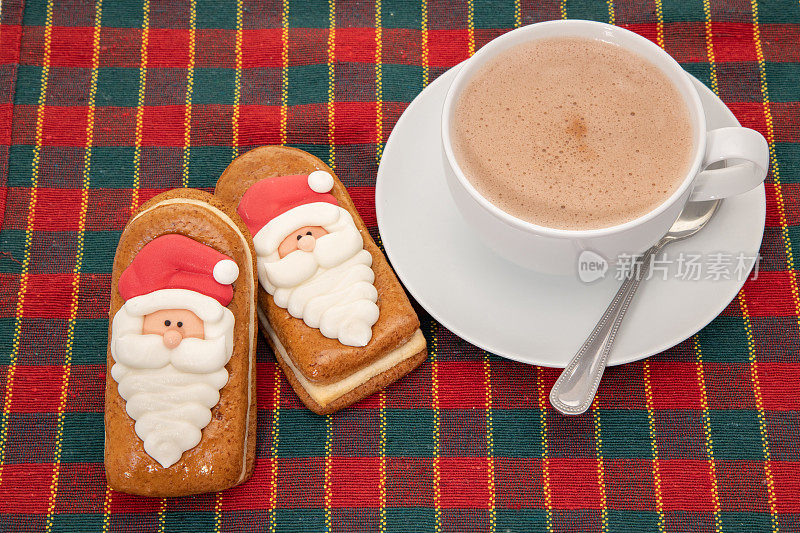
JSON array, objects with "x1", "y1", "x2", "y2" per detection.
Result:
[
  {"x1": 297, "y1": 234, "x2": 302, "y2": 241},
  {"x1": 164, "y1": 320, "x2": 171, "y2": 326},
  {"x1": 177, "y1": 322, "x2": 183, "y2": 328},
  {"x1": 306, "y1": 231, "x2": 312, "y2": 236}
]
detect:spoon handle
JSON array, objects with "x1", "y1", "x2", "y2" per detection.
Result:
[{"x1": 549, "y1": 243, "x2": 664, "y2": 415}]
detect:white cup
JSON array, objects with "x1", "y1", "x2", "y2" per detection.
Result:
[{"x1": 441, "y1": 20, "x2": 769, "y2": 274}]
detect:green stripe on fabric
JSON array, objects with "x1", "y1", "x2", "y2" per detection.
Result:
[
  {"x1": 492, "y1": 409, "x2": 543, "y2": 458},
  {"x1": 83, "y1": 231, "x2": 121, "y2": 274},
  {"x1": 50, "y1": 514, "x2": 104, "y2": 531},
  {"x1": 188, "y1": 146, "x2": 237, "y2": 188},
  {"x1": 756, "y1": 0, "x2": 800, "y2": 23},
  {"x1": 101, "y1": 0, "x2": 145, "y2": 28},
  {"x1": 696, "y1": 316, "x2": 750, "y2": 363},
  {"x1": 708, "y1": 410, "x2": 765, "y2": 460},
  {"x1": 90, "y1": 147, "x2": 135, "y2": 188},
  {"x1": 96, "y1": 67, "x2": 141, "y2": 107},
  {"x1": 0, "y1": 230, "x2": 25, "y2": 274},
  {"x1": 193, "y1": 68, "x2": 236, "y2": 105},
  {"x1": 286, "y1": 144, "x2": 330, "y2": 164},
  {"x1": 7, "y1": 146, "x2": 35, "y2": 188},
  {"x1": 562, "y1": 0, "x2": 608, "y2": 22},
  {"x1": 383, "y1": 64, "x2": 424, "y2": 103},
  {"x1": 662, "y1": 1, "x2": 704, "y2": 22},
  {"x1": 287, "y1": 64, "x2": 330, "y2": 106},
  {"x1": 288, "y1": 0, "x2": 329, "y2": 27},
  {"x1": 73, "y1": 319, "x2": 109, "y2": 365},
  {"x1": 13, "y1": 65, "x2": 44, "y2": 106},
  {"x1": 606, "y1": 510, "x2": 661, "y2": 533},
  {"x1": 385, "y1": 409, "x2": 435, "y2": 457},
  {"x1": 593, "y1": 410, "x2": 652, "y2": 458},
  {"x1": 764, "y1": 63, "x2": 800, "y2": 102},
  {"x1": 196, "y1": 1, "x2": 236, "y2": 29},
  {"x1": 474, "y1": 0, "x2": 515, "y2": 29},
  {"x1": 277, "y1": 409, "x2": 327, "y2": 457},
  {"x1": 275, "y1": 509, "x2": 327, "y2": 532},
  {"x1": 495, "y1": 509, "x2": 550, "y2": 531},
  {"x1": 160, "y1": 511, "x2": 217, "y2": 533},
  {"x1": 719, "y1": 511, "x2": 775, "y2": 532},
  {"x1": 775, "y1": 143, "x2": 800, "y2": 184},
  {"x1": 62, "y1": 412, "x2": 104, "y2": 463},
  {"x1": 21, "y1": 0, "x2": 47, "y2": 26},
  {"x1": 0, "y1": 319, "x2": 15, "y2": 360},
  {"x1": 381, "y1": 0, "x2": 422, "y2": 28}
]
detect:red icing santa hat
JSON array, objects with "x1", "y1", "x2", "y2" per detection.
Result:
[
  {"x1": 118, "y1": 234, "x2": 239, "y2": 322},
  {"x1": 238, "y1": 171, "x2": 342, "y2": 256}
]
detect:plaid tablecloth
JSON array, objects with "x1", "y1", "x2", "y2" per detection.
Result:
[{"x1": 1, "y1": 0, "x2": 798, "y2": 531}]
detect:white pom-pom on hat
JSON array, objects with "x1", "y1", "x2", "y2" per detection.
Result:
[
  {"x1": 213, "y1": 259, "x2": 239, "y2": 285},
  {"x1": 308, "y1": 170, "x2": 334, "y2": 193}
]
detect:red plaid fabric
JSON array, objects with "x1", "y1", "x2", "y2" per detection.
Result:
[{"x1": 0, "y1": 0, "x2": 798, "y2": 531}]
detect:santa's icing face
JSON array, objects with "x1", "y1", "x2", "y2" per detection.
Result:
[
  {"x1": 238, "y1": 171, "x2": 380, "y2": 347},
  {"x1": 110, "y1": 234, "x2": 239, "y2": 468}
]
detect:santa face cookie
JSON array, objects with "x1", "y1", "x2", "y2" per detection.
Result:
[
  {"x1": 215, "y1": 146, "x2": 427, "y2": 415},
  {"x1": 238, "y1": 173, "x2": 379, "y2": 347},
  {"x1": 105, "y1": 190, "x2": 257, "y2": 497}
]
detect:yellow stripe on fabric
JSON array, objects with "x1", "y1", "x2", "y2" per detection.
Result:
[
  {"x1": 268, "y1": 363, "x2": 281, "y2": 533},
  {"x1": 642, "y1": 361, "x2": 665, "y2": 532},
  {"x1": 230, "y1": 0, "x2": 243, "y2": 161},
  {"x1": 157, "y1": 498, "x2": 167, "y2": 533},
  {"x1": 324, "y1": 414, "x2": 333, "y2": 533},
  {"x1": 44, "y1": 2, "x2": 102, "y2": 529},
  {"x1": 375, "y1": 0, "x2": 383, "y2": 162},
  {"x1": 591, "y1": 396, "x2": 609, "y2": 533},
  {"x1": 375, "y1": 2, "x2": 387, "y2": 531},
  {"x1": 430, "y1": 320, "x2": 442, "y2": 533},
  {"x1": 101, "y1": 485, "x2": 113, "y2": 532},
  {"x1": 378, "y1": 390, "x2": 387, "y2": 533},
  {"x1": 694, "y1": 337, "x2": 723, "y2": 532},
  {"x1": 421, "y1": 0, "x2": 429, "y2": 87},
  {"x1": 560, "y1": 0, "x2": 567, "y2": 20},
  {"x1": 536, "y1": 367, "x2": 553, "y2": 532},
  {"x1": 467, "y1": 0, "x2": 475, "y2": 57},
  {"x1": 514, "y1": 0, "x2": 521, "y2": 27},
  {"x1": 323, "y1": 2, "x2": 336, "y2": 530},
  {"x1": 279, "y1": 0, "x2": 289, "y2": 145},
  {"x1": 654, "y1": 0, "x2": 665, "y2": 50},
  {"x1": 739, "y1": 288, "x2": 779, "y2": 531},
  {"x1": 130, "y1": 0, "x2": 151, "y2": 214},
  {"x1": 0, "y1": 0, "x2": 53, "y2": 490},
  {"x1": 484, "y1": 352, "x2": 496, "y2": 533},
  {"x1": 750, "y1": 3, "x2": 786, "y2": 529},
  {"x1": 607, "y1": 0, "x2": 615, "y2": 25},
  {"x1": 326, "y1": 0, "x2": 336, "y2": 170},
  {"x1": 181, "y1": 0, "x2": 197, "y2": 188},
  {"x1": 697, "y1": 12, "x2": 722, "y2": 532}
]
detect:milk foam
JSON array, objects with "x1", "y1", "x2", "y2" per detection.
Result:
[{"x1": 452, "y1": 37, "x2": 694, "y2": 230}]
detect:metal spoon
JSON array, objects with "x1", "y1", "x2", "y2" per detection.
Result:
[{"x1": 549, "y1": 199, "x2": 722, "y2": 415}]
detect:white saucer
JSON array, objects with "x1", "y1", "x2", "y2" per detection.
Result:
[{"x1": 375, "y1": 66, "x2": 766, "y2": 368}]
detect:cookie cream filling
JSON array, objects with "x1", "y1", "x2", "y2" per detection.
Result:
[
  {"x1": 130, "y1": 198, "x2": 255, "y2": 483},
  {"x1": 258, "y1": 308, "x2": 426, "y2": 407}
]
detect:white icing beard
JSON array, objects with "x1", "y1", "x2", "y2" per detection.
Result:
[
  {"x1": 110, "y1": 303, "x2": 234, "y2": 468},
  {"x1": 255, "y1": 207, "x2": 380, "y2": 347}
]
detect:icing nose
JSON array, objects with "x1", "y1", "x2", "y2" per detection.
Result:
[
  {"x1": 297, "y1": 234, "x2": 316, "y2": 252},
  {"x1": 163, "y1": 329, "x2": 183, "y2": 349}
]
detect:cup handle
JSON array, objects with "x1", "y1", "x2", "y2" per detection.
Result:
[{"x1": 689, "y1": 126, "x2": 769, "y2": 201}]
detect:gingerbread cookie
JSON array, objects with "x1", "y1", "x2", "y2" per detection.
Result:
[
  {"x1": 104, "y1": 189, "x2": 257, "y2": 497},
  {"x1": 215, "y1": 146, "x2": 427, "y2": 414}
]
